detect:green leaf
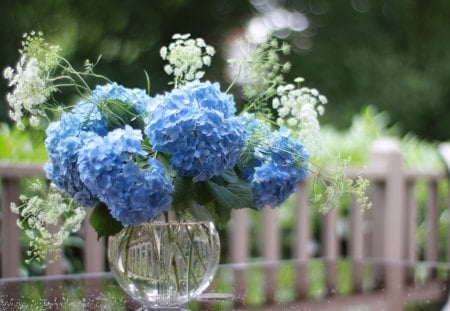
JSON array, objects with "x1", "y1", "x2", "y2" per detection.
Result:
[
  {"x1": 205, "y1": 169, "x2": 254, "y2": 210},
  {"x1": 192, "y1": 181, "x2": 214, "y2": 205},
  {"x1": 89, "y1": 202, "x2": 123, "y2": 240},
  {"x1": 172, "y1": 175, "x2": 193, "y2": 204},
  {"x1": 98, "y1": 99, "x2": 144, "y2": 130},
  {"x1": 204, "y1": 202, "x2": 231, "y2": 230},
  {"x1": 172, "y1": 174, "x2": 197, "y2": 216}
]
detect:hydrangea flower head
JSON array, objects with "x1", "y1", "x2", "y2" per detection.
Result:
[
  {"x1": 44, "y1": 113, "x2": 100, "y2": 207},
  {"x1": 145, "y1": 81, "x2": 244, "y2": 182},
  {"x1": 182, "y1": 80, "x2": 237, "y2": 117},
  {"x1": 91, "y1": 82, "x2": 153, "y2": 116},
  {"x1": 78, "y1": 127, "x2": 174, "y2": 225},
  {"x1": 239, "y1": 113, "x2": 309, "y2": 209},
  {"x1": 250, "y1": 162, "x2": 306, "y2": 208}
]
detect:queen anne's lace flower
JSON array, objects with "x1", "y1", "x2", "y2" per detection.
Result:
[
  {"x1": 11, "y1": 181, "x2": 86, "y2": 264},
  {"x1": 160, "y1": 34, "x2": 215, "y2": 83},
  {"x1": 3, "y1": 56, "x2": 50, "y2": 129},
  {"x1": 78, "y1": 127, "x2": 173, "y2": 225},
  {"x1": 145, "y1": 81, "x2": 244, "y2": 182},
  {"x1": 273, "y1": 80, "x2": 327, "y2": 156}
]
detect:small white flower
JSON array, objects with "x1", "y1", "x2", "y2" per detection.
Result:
[
  {"x1": 272, "y1": 97, "x2": 280, "y2": 109},
  {"x1": 3, "y1": 67, "x2": 14, "y2": 79},
  {"x1": 172, "y1": 33, "x2": 184, "y2": 40},
  {"x1": 287, "y1": 117, "x2": 298, "y2": 126},
  {"x1": 285, "y1": 84, "x2": 295, "y2": 91},
  {"x1": 270, "y1": 39, "x2": 278, "y2": 48},
  {"x1": 281, "y1": 42, "x2": 291, "y2": 55},
  {"x1": 10, "y1": 202, "x2": 19, "y2": 214},
  {"x1": 186, "y1": 38, "x2": 195, "y2": 46},
  {"x1": 282, "y1": 62, "x2": 291, "y2": 73},
  {"x1": 206, "y1": 46, "x2": 215, "y2": 56},
  {"x1": 202, "y1": 56, "x2": 211, "y2": 66},
  {"x1": 185, "y1": 72, "x2": 195, "y2": 80},
  {"x1": 195, "y1": 71, "x2": 205, "y2": 79},
  {"x1": 317, "y1": 105, "x2": 325, "y2": 116},
  {"x1": 196, "y1": 38, "x2": 206, "y2": 47},
  {"x1": 319, "y1": 95, "x2": 328, "y2": 104},
  {"x1": 278, "y1": 106, "x2": 290, "y2": 118},
  {"x1": 164, "y1": 64, "x2": 173, "y2": 75},
  {"x1": 160, "y1": 46, "x2": 168, "y2": 60},
  {"x1": 174, "y1": 67, "x2": 182, "y2": 77},
  {"x1": 29, "y1": 116, "x2": 40, "y2": 127}
]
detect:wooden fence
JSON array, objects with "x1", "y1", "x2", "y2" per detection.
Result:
[
  {"x1": 227, "y1": 138, "x2": 450, "y2": 309},
  {"x1": 1, "y1": 138, "x2": 449, "y2": 310},
  {"x1": 0, "y1": 164, "x2": 104, "y2": 277}
]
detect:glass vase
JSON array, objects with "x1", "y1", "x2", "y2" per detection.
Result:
[{"x1": 107, "y1": 204, "x2": 220, "y2": 309}]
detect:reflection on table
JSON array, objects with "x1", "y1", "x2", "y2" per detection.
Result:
[{"x1": 0, "y1": 259, "x2": 449, "y2": 310}]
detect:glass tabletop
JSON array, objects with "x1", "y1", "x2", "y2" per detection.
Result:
[{"x1": 1, "y1": 259, "x2": 449, "y2": 310}]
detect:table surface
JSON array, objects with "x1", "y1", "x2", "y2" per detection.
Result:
[{"x1": 0, "y1": 259, "x2": 449, "y2": 310}]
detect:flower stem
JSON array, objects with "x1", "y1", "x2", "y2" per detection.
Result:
[{"x1": 164, "y1": 212, "x2": 181, "y2": 293}]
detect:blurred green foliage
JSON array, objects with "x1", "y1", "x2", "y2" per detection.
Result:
[
  {"x1": 1, "y1": 0, "x2": 450, "y2": 140},
  {"x1": 0, "y1": 123, "x2": 47, "y2": 162},
  {"x1": 288, "y1": 0, "x2": 450, "y2": 140},
  {"x1": 0, "y1": 0, "x2": 252, "y2": 124},
  {"x1": 320, "y1": 106, "x2": 444, "y2": 170}
]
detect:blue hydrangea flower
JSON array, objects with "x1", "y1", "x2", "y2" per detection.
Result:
[
  {"x1": 44, "y1": 82, "x2": 154, "y2": 207},
  {"x1": 144, "y1": 81, "x2": 244, "y2": 182},
  {"x1": 91, "y1": 82, "x2": 153, "y2": 116},
  {"x1": 70, "y1": 102, "x2": 108, "y2": 136},
  {"x1": 179, "y1": 80, "x2": 237, "y2": 117},
  {"x1": 78, "y1": 127, "x2": 174, "y2": 226},
  {"x1": 250, "y1": 162, "x2": 306, "y2": 208},
  {"x1": 44, "y1": 112, "x2": 101, "y2": 207},
  {"x1": 239, "y1": 113, "x2": 309, "y2": 209}
]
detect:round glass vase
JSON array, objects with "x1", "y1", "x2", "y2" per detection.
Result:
[{"x1": 107, "y1": 204, "x2": 220, "y2": 309}]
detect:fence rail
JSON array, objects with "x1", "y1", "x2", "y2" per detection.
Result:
[{"x1": 1, "y1": 138, "x2": 449, "y2": 310}]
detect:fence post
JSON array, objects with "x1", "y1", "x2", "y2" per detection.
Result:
[
  {"x1": 262, "y1": 207, "x2": 279, "y2": 304},
  {"x1": 1, "y1": 177, "x2": 21, "y2": 278},
  {"x1": 84, "y1": 208, "x2": 105, "y2": 273},
  {"x1": 229, "y1": 209, "x2": 249, "y2": 307},
  {"x1": 369, "y1": 138, "x2": 405, "y2": 310},
  {"x1": 322, "y1": 207, "x2": 338, "y2": 296},
  {"x1": 293, "y1": 181, "x2": 310, "y2": 300}
]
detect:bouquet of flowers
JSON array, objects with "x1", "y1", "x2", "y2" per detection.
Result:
[{"x1": 4, "y1": 32, "x2": 369, "y2": 264}]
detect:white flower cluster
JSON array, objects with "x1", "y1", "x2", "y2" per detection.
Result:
[
  {"x1": 11, "y1": 182, "x2": 86, "y2": 265},
  {"x1": 3, "y1": 56, "x2": 49, "y2": 129},
  {"x1": 272, "y1": 78, "x2": 328, "y2": 156},
  {"x1": 228, "y1": 38, "x2": 291, "y2": 100},
  {"x1": 160, "y1": 33, "x2": 215, "y2": 83}
]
